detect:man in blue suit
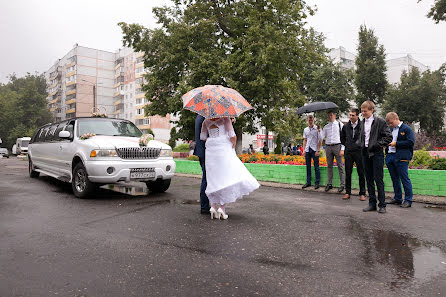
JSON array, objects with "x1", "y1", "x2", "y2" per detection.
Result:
[
  {"x1": 193, "y1": 115, "x2": 210, "y2": 214},
  {"x1": 385, "y1": 112, "x2": 415, "y2": 208}
]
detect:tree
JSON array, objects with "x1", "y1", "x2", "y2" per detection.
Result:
[
  {"x1": 0, "y1": 73, "x2": 53, "y2": 149},
  {"x1": 354, "y1": 25, "x2": 387, "y2": 106},
  {"x1": 304, "y1": 61, "x2": 355, "y2": 116},
  {"x1": 382, "y1": 65, "x2": 446, "y2": 135},
  {"x1": 420, "y1": 0, "x2": 446, "y2": 23},
  {"x1": 119, "y1": 0, "x2": 327, "y2": 150}
]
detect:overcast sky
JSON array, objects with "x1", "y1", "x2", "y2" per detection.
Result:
[{"x1": 1, "y1": 0, "x2": 445, "y2": 83}]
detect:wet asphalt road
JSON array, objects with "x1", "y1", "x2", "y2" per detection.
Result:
[{"x1": 0, "y1": 157, "x2": 445, "y2": 297}]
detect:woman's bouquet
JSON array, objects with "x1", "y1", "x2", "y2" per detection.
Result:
[
  {"x1": 80, "y1": 133, "x2": 96, "y2": 140},
  {"x1": 139, "y1": 134, "x2": 154, "y2": 146}
]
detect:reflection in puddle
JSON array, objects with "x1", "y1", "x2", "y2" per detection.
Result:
[
  {"x1": 349, "y1": 218, "x2": 446, "y2": 288},
  {"x1": 105, "y1": 184, "x2": 149, "y2": 196},
  {"x1": 102, "y1": 183, "x2": 200, "y2": 205}
]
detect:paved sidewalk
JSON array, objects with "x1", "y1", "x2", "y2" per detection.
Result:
[{"x1": 176, "y1": 173, "x2": 446, "y2": 206}]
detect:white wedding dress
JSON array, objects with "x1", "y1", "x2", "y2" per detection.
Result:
[{"x1": 201, "y1": 117, "x2": 260, "y2": 205}]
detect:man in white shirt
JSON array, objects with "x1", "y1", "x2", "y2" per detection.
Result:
[
  {"x1": 302, "y1": 114, "x2": 322, "y2": 189},
  {"x1": 321, "y1": 111, "x2": 345, "y2": 193}
]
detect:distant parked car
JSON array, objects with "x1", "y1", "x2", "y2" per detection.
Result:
[
  {"x1": 0, "y1": 148, "x2": 9, "y2": 158},
  {"x1": 28, "y1": 117, "x2": 175, "y2": 198}
]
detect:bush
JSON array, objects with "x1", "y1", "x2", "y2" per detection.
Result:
[
  {"x1": 411, "y1": 149, "x2": 432, "y2": 168},
  {"x1": 187, "y1": 155, "x2": 199, "y2": 161},
  {"x1": 173, "y1": 143, "x2": 190, "y2": 152},
  {"x1": 429, "y1": 158, "x2": 446, "y2": 170}
]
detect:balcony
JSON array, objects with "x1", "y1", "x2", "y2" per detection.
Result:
[
  {"x1": 113, "y1": 90, "x2": 124, "y2": 97},
  {"x1": 135, "y1": 51, "x2": 144, "y2": 58},
  {"x1": 114, "y1": 71, "x2": 124, "y2": 78},
  {"x1": 136, "y1": 93, "x2": 145, "y2": 99},
  {"x1": 66, "y1": 80, "x2": 76, "y2": 87},
  {"x1": 137, "y1": 124, "x2": 151, "y2": 130},
  {"x1": 114, "y1": 99, "x2": 122, "y2": 106},
  {"x1": 66, "y1": 89, "x2": 76, "y2": 96},
  {"x1": 66, "y1": 98, "x2": 76, "y2": 105},
  {"x1": 113, "y1": 82, "x2": 122, "y2": 88},
  {"x1": 50, "y1": 107, "x2": 57, "y2": 112},
  {"x1": 66, "y1": 108, "x2": 76, "y2": 114},
  {"x1": 66, "y1": 71, "x2": 76, "y2": 78},
  {"x1": 113, "y1": 109, "x2": 122, "y2": 115},
  {"x1": 135, "y1": 115, "x2": 146, "y2": 120}
]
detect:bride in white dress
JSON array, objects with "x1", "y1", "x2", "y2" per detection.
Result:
[{"x1": 200, "y1": 117, "x2": 260, "y2": 220}]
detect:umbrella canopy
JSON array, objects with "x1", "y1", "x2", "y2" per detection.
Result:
[
  {"x1": 182, "y1": 85, "x2": 253, "y2": 119},
  {"x1": 296, "y1": 101, "x2": 339, "y2": 115}
]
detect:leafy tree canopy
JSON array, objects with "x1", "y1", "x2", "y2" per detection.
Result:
[
  {"x1": 382, "y1": 65, "x2": 446, "y2": 135},
  {"x1": 0, "y1": 73, "x2": 53, "y2": 149},
  {"x1": 419, "y1": 0, "x2": 446, "y2": 23},
  {"x1": 119, "y1": 0, "x2": 328, "y2": 144},
  {"x1": 354, "y1": 25, "x2": 387, "y2": 106}
]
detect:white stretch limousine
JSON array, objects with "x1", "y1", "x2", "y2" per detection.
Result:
[{"x1": 28, "y1": 117, "x2": 175, "y2": 198}]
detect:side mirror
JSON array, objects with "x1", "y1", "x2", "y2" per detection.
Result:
[{"x1": 59, "y1": 131, "x2": 71, "y2": 139}]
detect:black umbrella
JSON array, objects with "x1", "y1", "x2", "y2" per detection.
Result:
[{"x1": 296, "y1": 101, "x2": 339, "y2": 115}]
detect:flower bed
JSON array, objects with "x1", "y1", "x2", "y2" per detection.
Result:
[
  {"x1": 239, "y1": 153, "x2": 328, "y2": 166},
  {"x1": 175, "y1": 159, "x2": 446, "y2": 197}
]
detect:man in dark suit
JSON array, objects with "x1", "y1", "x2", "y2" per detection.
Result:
[
  {"x1": 193, "y1": 115, "x2": 210, "y2": 214},
  {"x1": 385, "y1": 112, "x2": 415, "y2": 208},
  {"x1": 359, "y1": 100, "x2": 392, "y2": 214},
  {"x1": 340, "y1": 108, "x2": 366, "y2": 201}
]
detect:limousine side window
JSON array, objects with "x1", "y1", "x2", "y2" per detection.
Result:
[
  {"x1": 36, "y1": 126, "x2": 50, "y2": 143},
  {"x1": 46, "y1": 124, "x2": 58, "y2": 142},
  {"x1": 54, "y1": 121, "x2": 68, "y2": 141}
]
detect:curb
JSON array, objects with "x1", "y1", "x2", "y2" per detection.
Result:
[{"x1": 175, "y1": 173, "x2": 446, "y2": 206}]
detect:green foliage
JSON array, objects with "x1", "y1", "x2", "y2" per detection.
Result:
[
  {"x1": 382, "y1": 66, "x2": 446, "y2": 135},
  {"x1": 411, "y1": 149, "x2": 432, "y2": 168},
  {"x1": 168, "y1": 127, "x2": 177, "y2": 148},
  {"x1": 429, "y1": 158, "x2": 446, "y2": 170},
  {"x1": 119, "y1": 0, "x2": 328, "y2": 142},
  {"x1": 173, "y1": 143, "x2": 190, "y2": 152},
  {"x1": 0, "y1": 74, "x2": 53, "y2": 149},
  {"x1": 305, "y1": 61, "x2": 355, "y2": 116},
  {"x1": 423, "y1": 0, "x2": 446, "y2": 23},
  {"x1": 354, "y1": 25, "x2": 387, "y2": 106}
]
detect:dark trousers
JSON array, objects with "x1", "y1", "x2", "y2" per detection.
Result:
[
  {"x1": 362, "y1": 150, "x2": 386, "y2": 208},
  {"x1": 199, "y1": 158, "x2": 210, "y2": 211},
  {"x1": 345, "y1": 150, "x2": 366, "y2": 195},
  {"x1": 385, "y1": 153, "x2": 413, "y2": 204},
  {"x1": 305, "y1": 148, "x2": 320, "y2": 185}
]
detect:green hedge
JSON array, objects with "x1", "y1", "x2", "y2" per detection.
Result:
[{"x1": 175, "y1": 160, "x2": 446, "y2": 197}]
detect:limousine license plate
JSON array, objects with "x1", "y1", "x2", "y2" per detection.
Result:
[{"x1": 130, "y1": 168, "x2": 155, "y2": 180}]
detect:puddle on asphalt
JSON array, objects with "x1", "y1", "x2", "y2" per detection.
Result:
[
  {"x1": 349, "y1": 219, "x2": 446, "y2": 288},
  {"x1": 103, "y1": 184, "x2": 200, "y2": 205}
]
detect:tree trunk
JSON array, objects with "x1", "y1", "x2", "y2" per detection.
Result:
[{"x1": 235, "y1": 127, "x2": 243, "y2": 155}]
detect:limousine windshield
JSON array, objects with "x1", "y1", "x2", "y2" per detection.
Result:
[{"x1": 77, "y1": 118, "x2": 143, "y2": 138}]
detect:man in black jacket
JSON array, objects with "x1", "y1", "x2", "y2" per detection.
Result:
[
  {"x1": 340, "y1": 108, "x2": 366, "y2": 201},
  {"x1": 193, "y1": 115, "x2": 210, "y2": 214},
  {"x1": 359, "y1": 101, "x2": 392, "y2": 214}
]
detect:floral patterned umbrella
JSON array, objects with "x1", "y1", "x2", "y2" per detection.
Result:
[{"x1": 182, "y1": 85, "x2": 253, "y2": 119}]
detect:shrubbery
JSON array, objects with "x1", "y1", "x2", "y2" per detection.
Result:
[
  {"x1": 429, "y1": 158, "x2": 446, "y2": 170},
  {"x1": 410, "y1": 149, "x2": 432, "y2": 168},
  {"x1": 173, "y1": 143, "x2": 190, "y2": 152}
]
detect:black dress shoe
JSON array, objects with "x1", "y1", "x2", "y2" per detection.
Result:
[
  {"x1": 325, "y1": 184, "x2": 333, "y2": 192},
  {"x1": 363, "y1": 205, "x2": 377, "y2": 212},
  {"x1": 338, "y1": 186, "x2": 344, "y2": 193},
  {"x1": 378, "y1": 207, "x2": 386, "y2": 214},
  {"x1": 302, "y1": 183, "x2": 311, "y2": 189},
  {"x1": 401, "y1": 201, "x2": 412, "y2": 208},
  {"x1": 200, "y1": 209, "x2": 210, "y2": 214},
  {"x1": 387, "y1": 199, "x2": 402, "y2": 205},
  {"x1": 314, "y1": 184, "x2": 320, "y2": 189}
]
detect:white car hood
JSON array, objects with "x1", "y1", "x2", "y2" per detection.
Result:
[{"x1": 85, "y1": 136, "x2": 171, "y2": 150}]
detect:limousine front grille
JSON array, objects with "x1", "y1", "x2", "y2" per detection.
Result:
[{"x1": 116, "y1": 147, "x2": 161, "y2": 159}]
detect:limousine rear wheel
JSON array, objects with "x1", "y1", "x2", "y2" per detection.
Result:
[
  {"x1": 72, "y1": 163, "x2": 97, "y2": 198},
  {"x1": 29, "y1": 158, "x2": 40, "y2": 178},
  {"x1": 146, "y1": 179, "x2": 171, "y2": 193}
]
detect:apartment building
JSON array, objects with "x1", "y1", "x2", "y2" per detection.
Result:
[
  {"x1": 45, "y1": 45, "x2": 115, "y2": 122},
  {"x1": 45, "y1": 45, "x2": 173, "y2": 143}
]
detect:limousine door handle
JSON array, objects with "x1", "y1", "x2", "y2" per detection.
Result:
[{"x1": 59, "y1": 145, "x2": 63, "y2": 151}]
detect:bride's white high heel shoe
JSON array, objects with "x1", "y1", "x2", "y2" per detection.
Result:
[
  {"x1": 217, "y1": 208, "x2": 228, "y2": 220},
  {"x1": 210, "y1": 207, "x2": 218, "y2": 219}
]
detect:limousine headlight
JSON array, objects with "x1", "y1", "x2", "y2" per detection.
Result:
[
  {"x1": 159, "y1": 149, "x2": 172, "y2": 157},
  {"x1": 90, "y1": 149, "x2": 118, "y2": 158}
]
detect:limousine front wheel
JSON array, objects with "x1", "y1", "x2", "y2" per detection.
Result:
[
  {"x1": 72, "y1": 163, "x2": 97, "y2": 198},
  {"x1": 146, "y1": 179, "x2": 171, "y2": 193},
  {"x1": 29, "y1": 158, "x2": 40, "y2": 178}
]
